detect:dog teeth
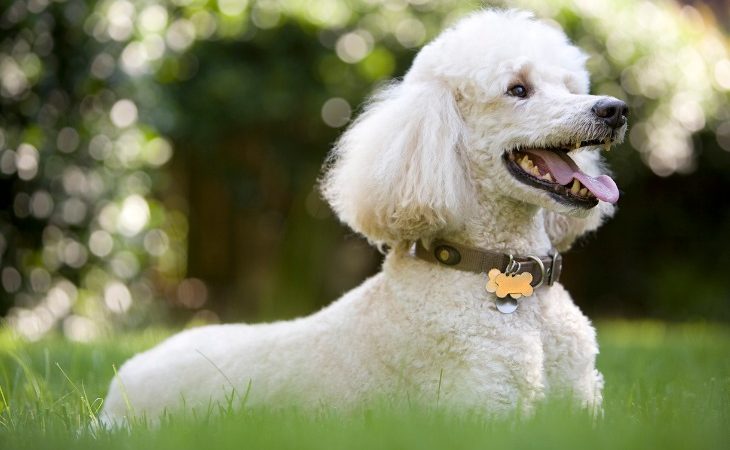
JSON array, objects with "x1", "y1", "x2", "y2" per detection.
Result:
[
  {"x1": 568, "y1": 180, "x2": 592, "y2": 197},
  {"x1": 574, "y1": 142, "x2": 581, "y2": 150},
  {"x1": 570, "y1": 179, "x2": 580, "y2": 194},
  {"x1": 603, "y1": 138, "x2": 611, "y2": 152},
  {"x1": 519, "y1": 157, "x2": 533, "y2": 171},
  {"x1": 541, "y1": 173, "x2": 553, "y2": 182},
  {"x1": 531, "y1": 166, "x2": 540, "y2": 176}
]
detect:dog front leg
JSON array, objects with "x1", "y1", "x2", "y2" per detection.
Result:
[{"x1": 539, "y1": 285, "x2": 604, "y2": 413}]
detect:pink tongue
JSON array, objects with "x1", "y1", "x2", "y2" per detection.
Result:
[{"x1": 522, "y1": 149, "x2": 620, "y2": 204}]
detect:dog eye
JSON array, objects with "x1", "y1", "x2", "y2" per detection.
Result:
[{"x1": 507, "y1": 85, "x2": 528, "y2": 98}]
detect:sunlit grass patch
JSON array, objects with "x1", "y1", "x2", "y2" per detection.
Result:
[{"x1": 0, "y1": 321, "x2": 727, "y2": 449}]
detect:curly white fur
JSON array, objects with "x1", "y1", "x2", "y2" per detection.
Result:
[{"x1": 101, "y1": 9, "x2": 625, "y2": 425}]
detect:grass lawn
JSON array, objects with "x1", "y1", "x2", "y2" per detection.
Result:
[{"x1": 0, "y1": 321, "x2": 728, "y2": 449}]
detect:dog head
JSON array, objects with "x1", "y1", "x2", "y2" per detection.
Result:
[{"x1": 322, "y1": 9, "x2": 626, "y2": 248}]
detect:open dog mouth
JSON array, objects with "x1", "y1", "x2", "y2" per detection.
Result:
[{"x1": 503, "y1": 140, "x2": 620, "y2": 208}]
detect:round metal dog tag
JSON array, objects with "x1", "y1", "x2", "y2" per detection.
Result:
[{"x1": 496, "y1": 297, "x2": 518, "y2": 314}]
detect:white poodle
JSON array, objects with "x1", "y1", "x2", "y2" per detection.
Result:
[{"x1": 101, "y1": 9, "x2": 627, "y2": 425}]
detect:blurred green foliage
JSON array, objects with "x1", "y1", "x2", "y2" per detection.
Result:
[{"x1": 0, "y1": 0, "x2": 729, "y2": 341}]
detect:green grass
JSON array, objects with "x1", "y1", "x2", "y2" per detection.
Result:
[{"x1": 0, "y1": 321, "x2": 728, "y2": 449}]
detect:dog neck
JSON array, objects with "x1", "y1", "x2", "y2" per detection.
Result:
[{"x1": 444, "y1": 195, "x2": 552, "y2": 256}]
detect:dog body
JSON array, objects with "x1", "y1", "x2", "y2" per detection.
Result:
[
  {"x1": 102, "y1": 9, "x2": 625, "y2": 424},
  {"x1": 102, "y1": 258, "x2": 599, "y2": 420}
]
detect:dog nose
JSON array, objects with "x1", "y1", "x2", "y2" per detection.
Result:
[{"x1": 592, "y1": 98, "x2": 628, "y2": 129}]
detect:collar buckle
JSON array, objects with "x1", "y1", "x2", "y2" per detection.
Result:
[{"x1": 546, "y1": 251, "x2": 561, "y2": 286}]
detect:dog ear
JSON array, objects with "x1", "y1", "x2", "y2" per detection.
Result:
[
  {"x1": 321, "y1": 80, "x2": 472, "y2": 248},
  {"x1": 543, "y1": 151, "x2": 615, "y2": 251}
]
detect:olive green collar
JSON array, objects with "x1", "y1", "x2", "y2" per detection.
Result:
[{"x1": 413, "y1": 239, "x2": 562, "y2": 288}]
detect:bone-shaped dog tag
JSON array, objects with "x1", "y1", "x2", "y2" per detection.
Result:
[{"x1": 486, "y1": 268, "x2": 533, "y2": 314}]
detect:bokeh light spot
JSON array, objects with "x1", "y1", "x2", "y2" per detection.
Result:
[
  {"x1": 45, "y1": 281, "x2": 75, "y2": 316},
  {"x1": 139, "y1": 4, "x2": 168, "y2": 32},
  {"x1": 110, "y1": 251, "x2": 140, "y2": 279},
  {"x1": 57, "y1": 127, "x2": 80, "y2": 153},
  {"x1": 715, "y1": 60, "x2": 730, "y2": 90},
  {"x1": 142, "y1": 35, "x2": 166, "y2": 61},
  {"x1": 62, "y1": 166, "x2": 87, "y2": 195},
  {"x1": 121, "y1": 42, "x2": 150, "y2": 76},
  {"x1": 144, "y1": 229, "x2": 169, "y2": 256},
  {"x1": 62, "y1": 239, "x2": 88, "y2": 268},
  {"x1": 61, "y1": 198, "x2": 87, "y2": 225},
  {"x1": 63, "y1": 315, "x2": 100, "y2": 342},
  {"x1": 15, "y1": 143, "x2": 39, "y2": 180},
  {"x1": 177, "y1": 278, "x2": 208, "y2": 309},
  {"x1": 89, "y1": 134, "x2": 113, "y2": 160},
  {"x1": 395, "y1": 18, "x2": 426, "y2": 48},
  {"x1": 716, "y1": 121, "x2": 730, "y2": 152},
  {"x1": 107, "y1": 0, "x2": 135, "y2": 42},
  {"x1": 308, "y1": 0, "x2": 351, "y2": 28},
  {"x1": 91, "y1": 53, "x2": 116, "y2": 79},
  {"x1": 143, "y1": 137, "x2": 173, "y2": 166},
  {"x1": 30, "y1": 268, "x2": 51, "y2": 294},
  {"x1": 190, "y1": 11, "x2": 218, "y2": 39},
  {"x1": 13, "y1": 192, "x2": 30, "y2": 218},
  {"x1": 251, "y1": 0, "x2": 281, "y2": 29},
  {"x1": 335, "y1": 31, "x2": 372, "y2": 64},
  {"x1": 0, "y1": 57, "x2": 29, "y2": 97},
  {"x1": 110, "y1": 99, "x2": 138, "y2": 128},
  {"x1": 2, "y1": 267, "x2": 22, "y2": 293},
  {"x1": 321, "y1": 97, "x2": 351, "y2": 128},
  {"x1": 89, "y1": 230, "x2": 114, "y2": 257},
  {"x1": 166, "y1": 19, "x2": 196, "y2": 52},
  {"x1": 104, "y1": 281, "x2": 132, "y2": 313},
  {"x1": 30, "y1": 190, "x2": 54, "y2": 219},
  {"x1": 0, "y1": 149, "x2": 16, "y2": 175},
  {"x1": 218, "y1": 0, "x2": 249, "y2": 17},
  {"x1": 98, "y1": 203, "x2": 120, "y2": 232},
  {"x1": 671, "y1": 94, "x2": 705, "y2": 132},
  {"x1": 118, "y1": 195, "x2": 150, "y2": 236}
]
